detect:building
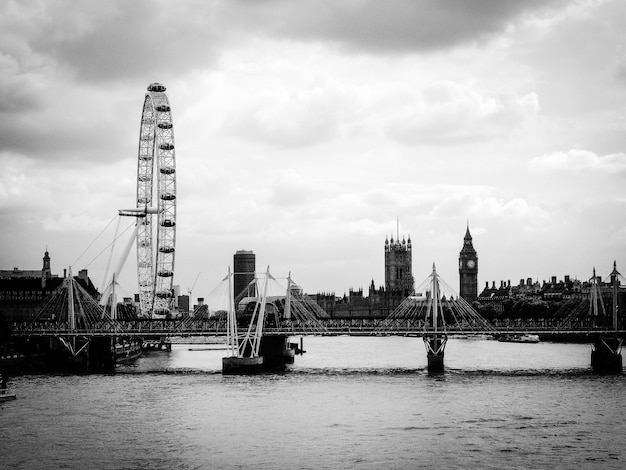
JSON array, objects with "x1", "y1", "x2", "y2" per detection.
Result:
[
  {"x1": 384, "y1": 233, "x2": 413, "y2": 296},
  {"x1": 0, "y1": 250, "x2": 99, "y2": 321},
  {"x1": 459, "y1": 225, "x2": 478, "y2": 303},
  {"x1": 477, "y1": 265, "x2": 625, "y2": 320},
  {"x1": 233, "y1": 250, "x2": 256, "y2": 300},
  {"x1": 177, "y1": 294, "x2": 190, "y2": 316}
]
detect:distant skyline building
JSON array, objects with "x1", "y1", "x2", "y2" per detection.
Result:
[
  {"x1": 384, "y1": 231, "x2": 413, "y2": 296},
  {"x1": 0, "y1": 250, "x2": 99, "y2": 321},
  {"x1": 233, "y1": 250, "x2": 256, "y2": 300},
  {"x1": 1, "y1": 249, "x2": 54, "y2": 288},
  {"x1": 459, "y1": 224, "x2": 478, "y2": 303}
]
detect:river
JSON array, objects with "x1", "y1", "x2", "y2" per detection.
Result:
[{"x1": 1, "y1": 337, "x2": 624, "y2": 469}]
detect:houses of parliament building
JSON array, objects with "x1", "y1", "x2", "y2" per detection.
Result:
[{"x1": 313, "y1": 225, "x2": 478, "y2": 317}]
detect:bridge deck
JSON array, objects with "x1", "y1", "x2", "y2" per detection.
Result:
[{"x1": 9, "y1": 319, "x2": 626, "y2": 338}]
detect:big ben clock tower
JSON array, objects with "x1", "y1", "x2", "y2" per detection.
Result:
[{"x1": 459, "y1": 224, "x2": 478, "y2": 303}]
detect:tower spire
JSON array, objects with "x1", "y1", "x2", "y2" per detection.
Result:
[
  {"x1": 464, "y1": 222, "x2": 472, "y2": 240},
  {"x1": 396, "y1": 216, "x2": 399, "y2": 242}
]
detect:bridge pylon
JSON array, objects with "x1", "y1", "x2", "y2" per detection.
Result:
[
  {"x1": 222, "y1": 266, "x2": 270, "y2": 374},
  {"x1": 378, "y1": 262, "x2": 496, "y2": 372},
  {"x1": 590, "y1": 263, "x2": 623, "y2": 374},
  {"x1": 423, "y1": 263, "x2": 447, "y2": 373}
]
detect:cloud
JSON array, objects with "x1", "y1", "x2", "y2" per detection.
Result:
[
  {"x1": 0, "y1": 151, "x2": 134, "y2": 229},
  {"x1": 226, "y1": 0, "x2": 567, "y2": 54},
  {"x1": 0, "y1": 0, "x2": 571, "y2": 90},
  {"x1": 266, "y1": 169, "x2": 319, "y2": 207},
  {"x1": 219, "y1": 72, "x2": 540, "y2": 148},
  {"x1": 386, "y1": 82, "x2": 539, "y2": 145},
  {"x1": 0, "y1": 102, "x2": 137, "y2": 162},
  {"x1": 220, "y1": 74, "x2": 366, "y2": 148},
  {"x1": 1, "y1": 1, "x2": 223, "y2": 84},
  {"x1": 529, "y1": 149, "x2": 626, "y2": 174},
  {"x1": 426, "y1": 188, "x2": 549, "y2": 224},
  {"x1": 0, "y1": 52, "x2": 47, "y2": 112},
  {"x1": 222, "y1": 90, "x2": 340, "y2": 148},
  {"x1": 0, "y1": 0, "x2": 572, "y2": 97}
]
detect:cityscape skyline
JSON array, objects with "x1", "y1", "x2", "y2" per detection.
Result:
[{"x1": 1, "y1": 1, "x2": 625, "y2": 301}]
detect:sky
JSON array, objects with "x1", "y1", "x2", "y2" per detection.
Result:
[{"x1": 1, "y1": 0, "x2": 625, "y2": 304}]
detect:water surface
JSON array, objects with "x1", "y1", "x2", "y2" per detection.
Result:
[{"x1": 1, "y1": 337, "x2": 624, "y2": 469}]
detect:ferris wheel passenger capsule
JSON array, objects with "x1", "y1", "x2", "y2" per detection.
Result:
[
  {"x1": 148, "y1": 83, "x2": 166, "y2": 92},
  {"x1": 161, "y1": 219, "x2": 176, "y2": 227}
]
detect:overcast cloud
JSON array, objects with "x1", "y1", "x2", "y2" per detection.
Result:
[{"x1": 1, "y1": 0, "x2": 625, "y2": 302}]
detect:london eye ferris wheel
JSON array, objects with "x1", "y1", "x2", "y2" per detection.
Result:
[{"x1": 135, "y1": 82, "x2": 177, "y2": 316}]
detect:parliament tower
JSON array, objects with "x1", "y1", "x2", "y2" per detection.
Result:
[
  {"x1": 459, "y1": 224, "x2": 478, "y2": 303},
  {"x1": 385, "y1": 233, "x2": 414, "y2": 296}
]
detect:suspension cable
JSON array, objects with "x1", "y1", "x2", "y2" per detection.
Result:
[
  {"x1": 71, "y1": 213, "x2": 118, "y2": 267},
  {"x1": 82, "y1": 220, "x2": 136, "y2": 270}
]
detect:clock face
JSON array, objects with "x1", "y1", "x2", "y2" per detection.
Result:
[{"x1": 467, "y1": 260, "x2": 476, "y2": 269}]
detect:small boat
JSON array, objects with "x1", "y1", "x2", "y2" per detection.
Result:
[
  {"x1": 0, "y1": 389, "x2": 16, "y2": 402},
  {"x1": 498, "y1": 334, "x2": 540, "y2": 343}
]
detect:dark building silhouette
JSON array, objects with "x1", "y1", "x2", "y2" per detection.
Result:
[
  {"x1": 233, "y1": 250, "x2": 256, "y2": 300},
  {"x1": 0, "y1": 250, "x2": 99, "y2": 321},
  {"x1": 459, "y1": 224, "x2": 478, "y2": 302},
  {"x1": 177, "y1": 294, "x2": 190, "y2": 316},
  {"x1": 384, "y1": 233, "x2": 414, "y2": 296}
]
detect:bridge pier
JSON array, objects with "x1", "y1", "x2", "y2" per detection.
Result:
[
  {"x1": 424, "y1": 334, "x2": 447, "y2": 373},
  {"x1": 260, "y1": 335, "x2": 294, "y2": 369},
  {"x1": 222, "y1": 356, "x2": 264, "y2": 374},
  {"x1": 222, "y1": 335, "x2": 294, "y2": 374},
  {"x1": 591, "y1": 336, "x2": 623, "y2": 374},
  {"x1": 88, "y1": 337, "x2": 115, "y2": 372}
]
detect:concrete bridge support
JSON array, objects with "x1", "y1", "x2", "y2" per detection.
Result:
[
  {"x1": 259, "y1": 335, "x2": 294, "y2": 369},
  {"x1": 424, "y1": 335, "x2": 447, "y2": 373},
  {"x1": 222, "y1": 335, "x2": 294, "y2": 374},
  {"x1": 591, "y1": 336, "x2": 623, "y2": 374},
  {"x1": 88, "y1": 337, "x2": 115, "y2": 372}
]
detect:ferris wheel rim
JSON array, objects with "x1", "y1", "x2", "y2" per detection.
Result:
[{"x1": 136, "y1": 82, "x2": 177, "y2": 317}]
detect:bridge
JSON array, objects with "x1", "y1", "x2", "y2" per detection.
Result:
[
  {"x1": 3, "y1": 83, "x2": 623, "y2": 376},
  {"x1": 6, "y1": 262, "x2": 624, "y2": 375}
]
